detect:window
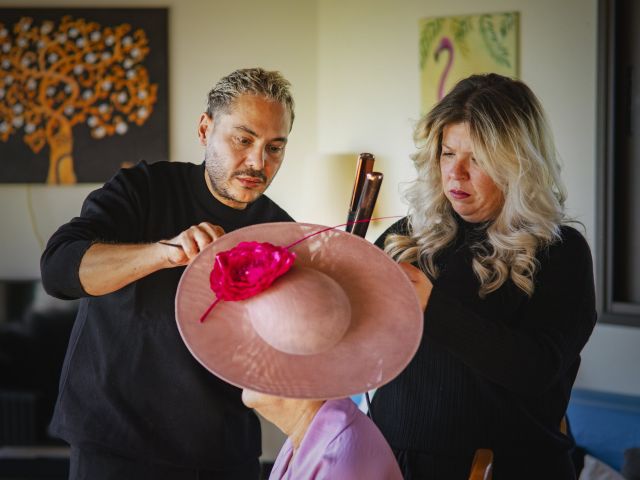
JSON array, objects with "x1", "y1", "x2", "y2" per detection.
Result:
[{"x1": 597, "y1": 0, "x2": 640, "y2": 325}]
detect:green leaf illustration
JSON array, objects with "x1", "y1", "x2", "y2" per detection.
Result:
[
  {"x1": 419, "y1": 18, "x2": 443, "y2": 69},
  {"x1": 479, "y1": 14, "x2": 512, "y2": 69},
  {"x1": 450, "y1": 16, "x2": 473, "y2": 57},
  {"x1": 499, "y1": 13, "x2": 516, "y2": 38}
]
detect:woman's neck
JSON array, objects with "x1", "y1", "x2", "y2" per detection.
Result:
[
  {"x1": 286, "y1": 400, "x2": 324, "y2": 450},
  {"x1": 254, "y1": 397, "x2": 325, "y2": 451}
]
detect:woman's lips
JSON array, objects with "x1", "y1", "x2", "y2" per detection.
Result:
[{"x1": 449, "y1": 189, "x2": 470, "y2": 199}]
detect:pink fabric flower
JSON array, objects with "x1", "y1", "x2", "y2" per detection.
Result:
[
  {"x1": 210, "y1": 241, "x2": 296, "y2": 300},
  {"x1": 200, "y1": 241, "x2": 296, "y2": 322}
]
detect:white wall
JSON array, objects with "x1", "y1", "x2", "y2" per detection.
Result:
[
  {"x1": 1, "y1": 0, "x2": 639, "y2": 405},
  {"x1": 316, "y1": 0, "x2": 640, "y2": 397},
  {"x1": 317, "y1": 0, "x2": 598, "y2": 243},
  {"x1": 578, "y1": 324, "x2": 640, "y2": 396},
  {"x1": 0, "y1": 0, "x2": 314, "y2": 460},
  {"x1": 0, "y1": 0, "x2": 318, "y2": 279}
]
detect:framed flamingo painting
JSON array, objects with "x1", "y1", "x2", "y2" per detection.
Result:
[
  {"x1": 0, "y1": 8, "x2": 168, "y2": 184},
  {"x1": 419, "y1": 12, "x2": 519, "y2": 113}
]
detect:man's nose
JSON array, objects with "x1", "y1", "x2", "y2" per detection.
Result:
[{"x1": 245, "y1": 147, "x2": 266, "y2": 171}]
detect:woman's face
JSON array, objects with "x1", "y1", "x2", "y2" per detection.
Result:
[
  {"x1": 440, "y1": 122, "x2": 504, "y2": 223},
  {"x1": 242, "y1": 389, "x2": 279, "y2": 411}
]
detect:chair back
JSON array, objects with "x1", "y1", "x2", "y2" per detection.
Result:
[{"x1": 468, "y1": 448, "x2": 493, "y2": 480}]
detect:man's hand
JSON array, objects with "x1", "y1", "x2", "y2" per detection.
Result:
[
  {"x1": 160, "y1": 222, "x2": 225, "y2": 266},
  {"x1": 398, "y1": 262, "x2": 432, "y2": 312},
  {"x1": 78, "y1": 223, "x2": 226, "y2": 296}
]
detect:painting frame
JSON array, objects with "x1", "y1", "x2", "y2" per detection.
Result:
[
  {"x1": 0, "y1": 8, "x2": 169, "y2": 184},
  {"x1": 419, "y1": 11, "x2": 519, "y2": 114}
]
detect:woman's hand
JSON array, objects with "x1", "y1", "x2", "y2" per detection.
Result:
[{"x1": 398, "y1": 262, "x2": 432, "y2": 311}]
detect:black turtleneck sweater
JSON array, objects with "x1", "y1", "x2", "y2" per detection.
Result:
[
  {"x1": 370, "y1": 217, "x2": 596, "y2": 480},
  {"x1": 40, "y1": 161, "x2": 293, "y2": 476}
]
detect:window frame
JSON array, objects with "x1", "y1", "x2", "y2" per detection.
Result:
[{"x1": 596, "y1": 0, "x2": 640, "y2": 326}]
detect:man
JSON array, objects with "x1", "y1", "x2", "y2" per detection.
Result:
[{"x1": 40, "y1": 68, "x2": 295, "y2": 479}]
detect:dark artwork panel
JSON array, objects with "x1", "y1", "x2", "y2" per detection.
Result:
[{"x1": 0, "y1": 8, "x2": 168, "y2": 184}]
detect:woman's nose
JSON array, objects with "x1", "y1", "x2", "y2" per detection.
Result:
[{"x1": 449, "y1": 158, "x2": 469, "y2": 180}]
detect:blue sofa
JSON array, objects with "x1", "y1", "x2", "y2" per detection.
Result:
[{"x1": 568, "y1": 388, "x2": 640, "y2": 471}]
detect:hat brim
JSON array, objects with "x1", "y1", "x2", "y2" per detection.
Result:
[{"x1": 175, "y1": 222, "x2": 423, "y2": 399}]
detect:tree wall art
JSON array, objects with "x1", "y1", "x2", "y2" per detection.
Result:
[{"x1": 0, "y1": 8, "x2": 168, "y2": 184}]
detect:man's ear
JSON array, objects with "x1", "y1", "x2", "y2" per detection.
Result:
[{"x1": 198, "y1": 113, "x2": 213, "y2": 146}]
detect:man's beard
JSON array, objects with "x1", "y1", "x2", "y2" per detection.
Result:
[{"x1": 204, "y1": 151, "x2": 268, "y2": 205}]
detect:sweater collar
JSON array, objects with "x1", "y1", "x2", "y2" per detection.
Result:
[{"x1": 453, "y1": 212, "x2": 490, "y2": 243}]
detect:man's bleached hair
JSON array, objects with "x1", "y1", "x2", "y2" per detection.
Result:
[
  {"x1": 206, "y1": 68, "x2": 295, "y2": 127},
  {"x1": 385, "y1": 73, "x2": 567, "y2": 297}
]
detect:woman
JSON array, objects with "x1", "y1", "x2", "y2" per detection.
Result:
[
  {"x1": 370, "y1": 73, "x2": 596, "y2": 479},
  {"x1": 242, "y1": 391, "x2": 402, "y2": 479},
  {"x1": 174, "y1": 222, "x2": 420, "y2": 480}
]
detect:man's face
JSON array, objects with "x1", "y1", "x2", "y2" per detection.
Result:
[{"x1": 199, "y1": 94, "x2": 291, "y2": 210}]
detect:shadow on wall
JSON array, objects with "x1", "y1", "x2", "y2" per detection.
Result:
[
  {"x1": 0, "y1": 281, "x2": 283, "y2": 480},
  {"x1": 0, "y1": 280, "x2": 77, "y2": 446},
  {"x1": 0, "y1": 280, "x2": 76, "y2": 478}
]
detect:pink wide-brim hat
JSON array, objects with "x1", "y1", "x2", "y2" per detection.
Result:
[{"x1": 175, "y1": 222, "x2": 423, "y2": 399}]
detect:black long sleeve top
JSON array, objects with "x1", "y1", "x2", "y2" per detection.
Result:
[
  {"x1": 40, "y1": 161, "x2": 293, "y2": 475},
  {"x1": 370, "y1": 216, "x2": 597, "y2": 480}
]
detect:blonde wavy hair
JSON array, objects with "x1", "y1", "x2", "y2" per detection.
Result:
[{"x1": 385, "y1": 74, "x2": 567, "y2": 297}]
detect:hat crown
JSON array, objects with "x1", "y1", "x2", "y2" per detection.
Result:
[{"x1": 248, "y1": 266, "x2": 351, "y2": 355}]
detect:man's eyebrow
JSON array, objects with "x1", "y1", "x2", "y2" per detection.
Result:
[
  {"x1": 235, "y1": 125, "x2": 258, "y2": 136},
  {"x1": 234, "y1": 125, "x2": 288, "y2": 143}
]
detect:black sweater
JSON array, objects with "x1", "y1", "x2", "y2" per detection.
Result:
[
  {"x1": 40, "y1": 161, "x2": 293, "y2": 474},
  {"x1": 370, "y1": 217, "x2": 596, "y2": 480}
]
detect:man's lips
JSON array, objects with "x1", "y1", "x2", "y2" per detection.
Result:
[
  {"x1": 449, "y1": 189, "x2": 470, "y2": 199},
  {"x1": 236, "y1": 176, "x2": 264, "y2": 188}
]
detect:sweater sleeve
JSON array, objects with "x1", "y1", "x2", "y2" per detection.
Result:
[
  {"x1": 424, "y1": 226, "x2": 597, "y2": 397},
  {"x1": 40, "y1": 163, "x2": 150, "y2": 300}
]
